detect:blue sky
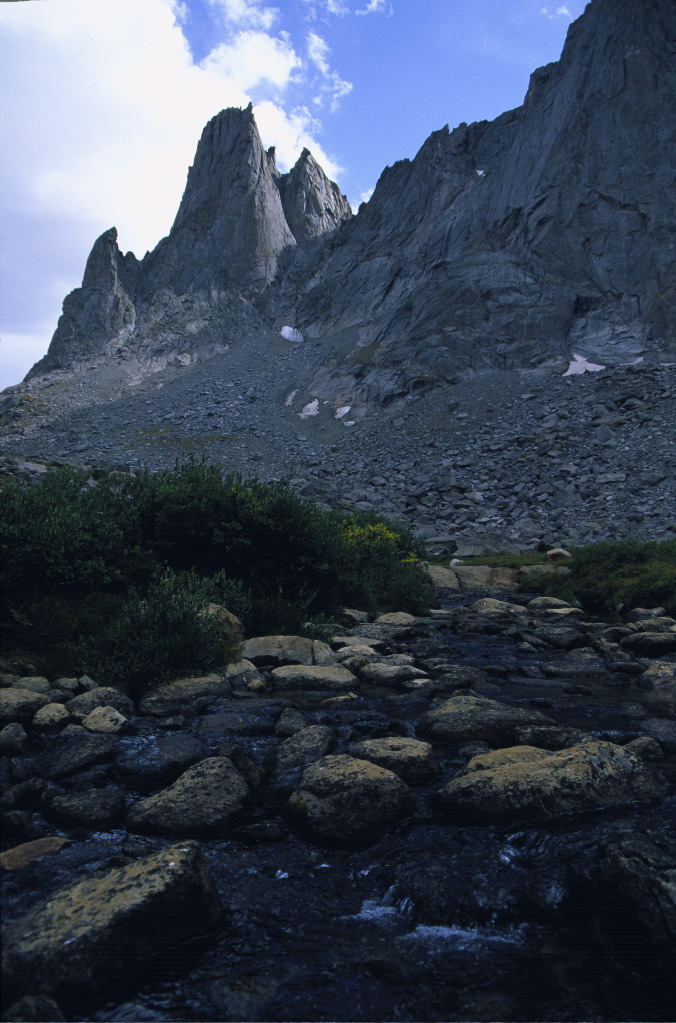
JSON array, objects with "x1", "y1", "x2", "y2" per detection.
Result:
[{"x1": 0, "y1": 0, "x2": 587, "y2": 389}]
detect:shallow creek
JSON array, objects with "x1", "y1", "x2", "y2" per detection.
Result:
[{"x1": 2, "y1": 592, "x2": 675, "y2": 1022}]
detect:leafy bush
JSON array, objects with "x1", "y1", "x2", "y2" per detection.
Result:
[{"x1": 0, "y1": 458, "x2": 432, "y2": 682}]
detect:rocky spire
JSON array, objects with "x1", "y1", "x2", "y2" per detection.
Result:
[{"x1": 278, "y1": 148, "x2": 352, "y2": 243}]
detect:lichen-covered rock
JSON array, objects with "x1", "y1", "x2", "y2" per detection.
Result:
[
  {"x1": 271, "y1": 665, "x2": 357, "y2": 691},
  {"x1": 66, "y1": 687, "x2": 134, "y2": 722},
  {"x1": 115, "y1": 733, "x2": 207, "y2": 792},
  {"x1": 0, "y1": 837, "x2": 69, "y2": 873},
  {"x1": 0, "y1": 690, "x2": 50, "y2": 726},
  {"x1": 1, "y1": 842, "x2": 223, "y2": 997},
  {"x1": 276, "y1": 725, "x2": 335, "y2": 774},
  {"x1": 426, "y1": 565, "x2": 460, "y2": 590},
  {"x1": 0, "y1": 722, "x2": 28, "y2": 756},
  {"x1": 126, "y1": 757, "x2": 249, "y2": 836},
  {"x1": 285, "y1": 754, "x2": 414, "y2": 846},
  {"x1": 468, "y1": 598, "x2": 529, "y2": 617},
  {"x1": 241, "y1": 635, "x2": 315, "y2": 666},
  {"x1": 31, "y1": 703, "x2": 72, "y2": 732},
  {"x1": 43, "y1": 734, "x2": 118, "y2": 781},
  {"x1": 356, "y1": 663, "x2": 429, "y2": 687},
  {"x1": 347, "y1": 737, "x2": 439, "y2": 785},
  {"x1": 418, "y1": 692, "x2": 553, "y2": 745},
  {"x1": 373, "y1": 612, "x2": 418, "y2": 626},
  {"x1": 43, "y1": 787, "x2": 125, "y2": 828},
  {"x1": 436, "y1": 741, "x2": 666, "y2": 823},
  {"x1": 82, "y1": 706, "x2": 132, "y2": 735},
  {"x1": 138, "y1": 673, "x2": 231, "y2": 717}
]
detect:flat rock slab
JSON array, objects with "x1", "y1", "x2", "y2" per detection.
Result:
[
  {"x1": 419, "y1": 693, "x2": 553, "y2": 745},
  {"x1": 116, "y1": 734, "x2": 207, "y2": 792},
  {"x1": 1, "y1": 837, "x2": 69, "y2": 873},
  {"x1": 436, "y1": 741, "x2": 666, "y2": 823},
  {"x1": 138, "y1": 673, "x2": 231, "y2": 717},
  {"x1": 126, "y1": 757, "x2": 249, "y2": 836},
  {"x1": 285, "y1": 754, "x2": 414, "y2": 846},
  {"x1": 271, "y1": 665, "x2": 357, "y2": 691},
  {"x1": 43, "y1": 734, "x2": 119, "y2": 781},
  {"x1": 1, "y1": 842, "x2": 223, "y2": 997},
  {"x1": 347, "y1": 737, "x2": 439, "y2": 785}
]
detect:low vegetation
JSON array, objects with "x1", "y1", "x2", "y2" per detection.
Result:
[
  {"x1": 0, "y1": 459, "x2": 432, "y2": 688},
  {"x1": 527, "y1": 540, "x2": 676, "y2": 616}
]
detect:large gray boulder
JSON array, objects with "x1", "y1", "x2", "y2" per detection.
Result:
[
  {"x1": 418, "y1": 692, "x2": 553, "y2": 745},
  {"x1": 2, "y1": 842, "x2": 223, "y2": 997}
]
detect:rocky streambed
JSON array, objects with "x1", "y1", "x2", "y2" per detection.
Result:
[{"x1": 1, "y1": 590, "x2": 675, "y2": 1022}]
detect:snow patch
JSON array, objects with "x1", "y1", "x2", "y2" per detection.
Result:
[
  {"x1": 335, "y1": 405, "x2": 351, "y2": 419},
  {"x1": 284, "y1": 390, "x2": 298, "y2": 407},
  {"x1": 563, "y1": 353, "x2": 606, "y2": 376},
  {"x1": 281, "y1": 326, "x2": 303, "y2": 343},
  {"x1": 299, "y1": 399, "x2": 320, "y2": 419}
]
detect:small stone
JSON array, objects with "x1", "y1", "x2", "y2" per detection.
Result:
[
  {"x1": 32, "y1": 703, "x2": 72, "y2": 732},
  {"x1": 0, "y1": 836, "x2": 69, "y2": 872}
]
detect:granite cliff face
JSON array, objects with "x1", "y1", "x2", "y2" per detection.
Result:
[{"x1": 5, "y1": 0, "x2": 676, "y2": 550}]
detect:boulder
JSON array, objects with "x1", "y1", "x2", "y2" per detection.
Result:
[
  {"x1": 346, "y1": 737, "x2": 439, "y2": 785},
  {"x1": 419, "y1": 692, "x2": 553, "y2": 745},
  {"x1": 622, "y1": 630, "x2": 676, "y2": 657},
  {"x1": 138, "y1": 672, "x2": 232, "y2": 717},
  {"x1": 285, "y1": 754, "x2": 414, "y2": 846},
  {"x1": 43, "y1": 787, "x2": 126, "y2": 828},
  {"x1": 0, "y1": 722, "x2": 28, "y2": 756},
  {"x1": 66, "y1": 687, "x2": 134, "y2": 722},
  {"x1": 82, "y1": 706, "x2": 132, "y2": 735},
  {"x1": 10, "y1": 677, "x2": 53, "y2": 695},
  {"x1": 271, "y1": 665, "x2": 357, "y2": 691},
  {"x1": 1, "y1": 837, "x2": 69, "y2": 873},
  {"x1": 468, "y1": 598, "x2": 529, "y2": 617},
  {"x1": 274, "y1": 707, "x2": 308, "y2": 737},
  {"x1": 426, "y1": 565, "x2": 460, "y2": 590},
  {"x1": 356, "y1": 663, "x2": 429, "y2": 687},
  {"x1": 276, "y1": 725, "x2": 335, "y2": 774},
  {"x1": 454, "y1": 566, "x2": 519, "y2": 591},
  {"x1": 1, "y1": 842, "x2": 223, "y2": 997},
  {"x1": 115, "y1": 734, "x2": 207, "y2": 792},
  {"x1": 201, "y1": 603, "x2": 244, "y2": 647},
  {"x1": 436, "y1": 741, "x2": 666, "y2": 823},
  {"x1": 240, "y1": 635, "x2": 315, "y2": 666},
  {"x1": 31, "y1": 703, "x2": 72, "y2": 732},
  {"x1": 44, "y1": 735, "x2": 119, "y2": 781},
  {"x1": 373, "y1": 612, "x2": 418, "y2": 625},
  {"x1": 0, "y1": 690, "x2": 50, "y2": 726},
  {"x1": 126, "y1": 757, "x2": 249, "y2": 836}
]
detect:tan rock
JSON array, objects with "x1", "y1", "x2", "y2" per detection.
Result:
[
  {"x1": 31, "y1": 703, "x2": 72, "y2": 732},
  {"x1": 1, "y1": 842, "x2": 223, "y2": 994},
  {"x1": 347, "y1": 737, "x2": 439, "y2": 785},
  {"x1": 138, "y1": 673, "x2": 231, "y2": 716},
  {"x1": 66, "y1": 687, "x2": 134, "y2": 722},
  {"x1": 127, "y1": 757, "x2": 249, "y2": 836},
  {"x1": 356, "y1": 663, "x2": 429, "y2": 687},
  {"x1": 419, "y1": 692, "x2": 553, "y2": 745},
  {"x1": 271, "y1": 664, "x2": 358, "y2": 691},
  {"x1": 82, "y1": 706, "x2": 132, "y2": 735},
  {"x1": 1, "y1": 837, "x2": 69, "y2": 872},
  {"x1": 0, "y1": 689, "x2": 50, "y2": 726},
  {"x1": 11, "y1": 677, "x2": 53, "y2": 694},
  {"x1": 240, "y1": 635, "x2": 314, "y2": 666},
  {"x1": 436, "y1": 741, "x2": 666, "y2": 822},
  {"x1": 426, "y1": 565, "x2": 460, "y2": 590},
  {"x1": 285, "y1": 754, "x2": 414, "y2": 845},
  {"x1": 454, "y1": 566, "x2": 519, "y2": 591},
  {"x1": 373, "y1": 612, "x2": 417, "y2": 625},
  {"x1": 469, "y1": 597, "x2": 528, "y2": 616}
]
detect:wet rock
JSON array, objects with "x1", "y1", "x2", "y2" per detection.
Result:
[
  {"x1": 115, "y1": 734, "x2": 207, "y2": 792},
  {"x1": 285, "y1": 754, "x2": 414, "y2": 846},
  {"x1": 199, "y1": 705, "x2": 279, "y2": 735},
  {"x1": 429, "y1": 665, "x2": 491, "y2": 692},
  {"x1": 40, "y1": 786, "x2": 124, "y2": 828},
  {"x1": 597, "y1": 832, "x2": 676, "y2": 953},
  {"x1": 0, "y1": 723, "x2": 28, "y2": 756},
  {"x1": 436, "y1": 741, "x2": 666, "y2": 823},
  {"x1": 346, "y1": 737, "x2": 439, "y2": 785},
  {"x1": 0, "y1": 837, "x2": 69, "y2": 873},
  {"x1": 44, "y1": 734, "x2": 118, "y2": 781},
  {"x1": 419, "y1": 692, "x2": 553, "y2": 745},
  {"x1": 356, "y1": 663, "x2": 429, "y2": 687},
  {"x1": 625, "y1": 736, "x2": 664, "y2": 759},
  {"x1": 0, "y1": 690, "x2": 50, "y2": 726},
  {"x1": 468, "y1": 598, "x2": 529, "y2": 617},
  {"x1": 274, "y1": 707, "x2": 308, "y2": 737},
  {"x1": 271, "y1": 665, "x2": 357, "y2": 691},
  {"x1": 531, "y1": 626, "x2": 587, "y2": 650},
  {"x1": 623, "y1": 630, "x2": 676, "y2": 656},
  {"x1": 31, "y1": 703, "x2": 72, "y2": 732},
  {"x1": 3, "y1": 995, "x2": 66, "y2": 1022},
  {"x1": 126, "y1": 757, "x2": 249, "y2": 836},
  {"x1": 137, "y1": 673, "x2": 232, "y2": 717},
  {"x1": 527, "y1": 597, "x2": 575, "y2": 611},
  {"x1": 276, "y1": 725, "x2": 335, "y2": 774},
  {"x1": 66, "y1": 687, "x2": 134, "y2": 722},
  {"x1": 1, "y1": 842, "x2": 223, "y2": 998},
  {"x1": 639, "y1": 718, "x2": 676, "y2": 753},
  {"x1": 512, "y1": 725, "x2": 592, "y2": 749},
  {"x1": 82, "y1": 706, "x2": 132, "y2": 735},
  {"x1": 374, "y1": 612, "x2": 418, "y2": 626}
]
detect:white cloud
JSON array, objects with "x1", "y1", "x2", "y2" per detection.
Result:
[
  {"x1": 207, "y1": 0, "x2": 278, "y2": 30},
  {"x1": 201, "y1": 30, "x2": 301, "y2": 91},
  {"x1": 306, "y1": 31, "x2": 352, "y2": 111},
  {"x1": 540, "y1": 5, "x2": 573, "y2": 18},
  {"x1": 356, "y1": 0, "x2": 393, "y2": 14},
  {"x1": 0, "y1": 0, "x2": 346, "y2": 387}
]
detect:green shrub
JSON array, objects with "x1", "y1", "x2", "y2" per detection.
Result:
[
  {"x1": 1, "y1": 458, "x2": 431, "y2": 682},
  {"x1": 527, "y1": 540, "x2": 676, "y2": 615}
]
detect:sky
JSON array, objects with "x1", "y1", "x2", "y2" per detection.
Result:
[{"x1": 0, "y1": 0, "x2": 587, "y2": 390}]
